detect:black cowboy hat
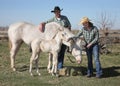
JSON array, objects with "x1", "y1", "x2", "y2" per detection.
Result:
[{"x1": 51, "y1": 6, "x2": 63, "y2": 12}]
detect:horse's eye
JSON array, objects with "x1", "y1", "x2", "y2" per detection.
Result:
[
  {"x1": 62, "y1": 34, "x2": 64, "y2": 36},
  {"x1": 64, "y1": 32, "x2": 67, "y2": 35}
]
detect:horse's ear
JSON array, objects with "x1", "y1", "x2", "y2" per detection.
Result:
[
  {"x1": 59, "y1": 26, "x2": 64, "y2": 31},
  {"x1": 79, "y1": 37, "x2": 84, "y2": 40},
  {"x1": 61, "y1": 32, "x2": 65, "y2": 37}
]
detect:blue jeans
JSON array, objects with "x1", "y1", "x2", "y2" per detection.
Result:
[
  {"x1": 86, "y1": 43, "x2": 102, "y2": 76},
  {"x1": 57, "y1": 44, "x2": 66, "y2": 69}
]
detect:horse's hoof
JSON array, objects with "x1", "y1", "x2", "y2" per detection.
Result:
[
  {"x1": 48, "y1": 70, "x2": 52, "y2": 73},
  {"x1": 30, "y1": 73, "x2": 33, "y2": 76},
  {"x1": 38, "y1": 73, "x2": 41, "y2": 76},
  {"x1": 56, "y1": 74, "x2": 59, "y2": 77},
  {"x1": 52, "y1": 73, "x2": 55, "y2": 76},
  {"x1": 48, "y1": 70, "x2": 53, "y2": 73},
  {"x1": 51, "y1": 73, "x2": 59, "y2": 77},
  {"x1": 13, "y1": 68, "x2": 16, "y2": 71}
]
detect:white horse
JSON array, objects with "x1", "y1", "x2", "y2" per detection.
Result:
[
  {"x1": 8, "y1": 22, "x2": 82, "y2": 72},
  {"x1": 30, "y1": 30, "x2": 71, "y2": 76}
]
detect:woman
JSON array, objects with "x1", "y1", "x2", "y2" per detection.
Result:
[
  {"x1": 75, "y1": 17, "x2": 102, "y2": 78},
  {"x1": 39, "y1": 6, "x2": 71, "y2": 69}
]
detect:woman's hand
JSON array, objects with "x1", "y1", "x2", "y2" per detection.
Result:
[{"x1": 86, "y1": 43, "x2": 92, "y2": 48}]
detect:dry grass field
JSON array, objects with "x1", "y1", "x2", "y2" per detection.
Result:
[{"x1": 0, "y1": 40, "x2": 120, "y2": 86}]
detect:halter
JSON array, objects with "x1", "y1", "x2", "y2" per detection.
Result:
[{"x1": 52, "y1": 31, "x2": 59, "y2": 39}]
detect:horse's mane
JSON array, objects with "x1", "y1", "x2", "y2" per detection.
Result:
[
  {"x1": 45, "y1": 22, "x2": 63, "y2": 31},
  {"x1": 46, "y1": 22, "x2": 61, "y2": 27}
]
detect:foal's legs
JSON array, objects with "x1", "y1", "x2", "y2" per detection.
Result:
[
  {"x1": 47, "y1": 53, "x2": 53, "y2": 73},
  {"x1": 29, "y1": 52, "x2": 36, "y2": 76},
  {"x1": 35, "y1": 54, "x2": 41, "y2": 76},
  {"x1": 29, "y1": 50, "x2": 41, "y2": 76},
  {"x1": 10, "y1": 40, "x2": 22, "y2": 71},
  {"x1": 51, "y1": 52, "x2": 58, "y2": 76}
]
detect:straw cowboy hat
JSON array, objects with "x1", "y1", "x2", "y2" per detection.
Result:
[
  {"x1": 80, "y1": 17, "x2": 91, "y2": 24},
  {"x1": 51, "y1": 6, "x2": 63, "y2": 13}
]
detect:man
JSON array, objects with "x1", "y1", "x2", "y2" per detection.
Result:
[{"x1": 39, "y1": 6, "x2": 71, "y2": 69}]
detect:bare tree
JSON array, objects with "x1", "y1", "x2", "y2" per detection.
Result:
[
  {"x1": 97, "y1": 12, "x2": 116, "y2": 54},
  {"x1": 97, "y1": 12, "x2": 115, "y2": 37}
]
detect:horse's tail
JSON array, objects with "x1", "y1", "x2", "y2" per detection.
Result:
[
  {"x1": 8, "y1": 39, "x2": 12, "y2": 50},
  {"x1": 29, "y1": 45, "x2": 32, "y2": 53}
]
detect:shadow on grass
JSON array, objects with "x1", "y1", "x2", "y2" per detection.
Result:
[
  {"x1": 65, "y1": 66, "x2": 120, "y2": 78},
  {"x1": 102, "y1": 66, "x2": 120, "y2": 78},
  {"x1": 16, "y1": 65, "x2": 47, "y2": 72},
  {"x1": 65, "y1": 66, "x2": 87, "y2": 76},
  {"x1": 16, "y1": 65, "x2": 120, "y2": 78}
]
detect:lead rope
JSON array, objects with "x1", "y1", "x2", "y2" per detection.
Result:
[
  {"x1": 66, "y1": 52, "x2": 81, "y2": 76},
  {"x1": 67, "y1": 55, "x2": 75, "y2": 63}
]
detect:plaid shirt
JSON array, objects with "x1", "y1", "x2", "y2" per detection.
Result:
[
  {"x1": 45, "y1": 15, "x2": 71, "y2": 28},
  {"x1": 76, "y1": 26, "x2": 99, "y2": 45}
]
